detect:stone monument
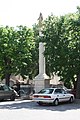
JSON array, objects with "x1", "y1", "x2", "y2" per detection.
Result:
[{"x1": 34, "y1": 13, "x2": 50, "y2": 93}]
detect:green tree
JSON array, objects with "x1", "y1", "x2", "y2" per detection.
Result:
[
  {"x1": 0, "y1": 26, "x2": 35, "y2": 86},
  {"x1": 42, "y1": 12, "x2": 80, "y2": 98}
]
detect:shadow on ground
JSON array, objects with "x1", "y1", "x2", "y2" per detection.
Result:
[{"x1": 0, "y1": 99, "x2": 80, "y2": 112}]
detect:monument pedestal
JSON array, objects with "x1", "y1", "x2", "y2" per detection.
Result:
[{"x1": 34, "y1": 73, "x2": 50, "y2": 93}]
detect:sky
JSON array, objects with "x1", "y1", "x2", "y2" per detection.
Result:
[{"x1": 0, "y1": 0, "x2": 80, "y2": 27}]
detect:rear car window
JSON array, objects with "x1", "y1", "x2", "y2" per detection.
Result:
[{"x1": 38, "y1": 89, "x2": 54, "y2": 94}]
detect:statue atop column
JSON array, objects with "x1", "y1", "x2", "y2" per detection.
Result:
[
  {"x1": 38, "y1": 12, "x2": 43, "y2": 36},
  {"x1": 38, "y1": 12, "x2": 43, "y2": 29}
]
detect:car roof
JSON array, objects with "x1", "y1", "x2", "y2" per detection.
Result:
[
  {"x1": 47, "y1": 87, "x2": 63, "y2": 89},
  {"x1": 0, "y1": 84, "x2": 8, "y2": 87},
  {"x1": 44, "y1": 88, "x2": 63, "y2": 90},
  {"x1": 0, "y1": 84, "x2": 5, "y2": 86}
]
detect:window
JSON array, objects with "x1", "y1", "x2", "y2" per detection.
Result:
[
  {"x1": 61, "y1": 89, "x2": 67, "y2": 94},
  {"x1": 3, "y1": 85, "x2": 9, "y2": 91},
  {"x1": 0, "y1": 86, "x2": 4, "y2": 90},
  {"x1": 54, "y1": 89, "x2": 62, "y2": 94},
  {"x1": 38, "y1": 89, "x2": 54, "y2": 94}
]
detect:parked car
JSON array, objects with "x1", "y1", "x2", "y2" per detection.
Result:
[
  {"x1": 18, "y1": 84, "x2": 34, "y2": 99},
  {"x1": 0, "y1": 84, "x2": 19, "y2": 101},
  {"x1": 70, "y1": 89, "x2": 76, "y2": 98},
  {"x1": 32, "y1": 88, "x2": 74, "y2": 105}
]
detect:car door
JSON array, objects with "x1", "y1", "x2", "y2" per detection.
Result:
[
  {"x1": 54, "y1": 88, "x2": 67, "y2": 102},
  {"x1": 3, "y1": 85, "x2": 13, "y2": 99},
  {"x1": 0, "y1": 85, "x2": 5, "y2": 99},
  {"x1": 61, "y1": 89, "x2": 70, "y2": 101}
]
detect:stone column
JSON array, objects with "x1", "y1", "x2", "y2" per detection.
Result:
[
  {"x1": 34, "y1": 42, "x2": 50, "y2": 93},
  {"x1": 34, "y1": 13, "x2": 50, "y2": 93},
  {"x1": 39, "y1": 42, "x2": 45, "y2": 74}
]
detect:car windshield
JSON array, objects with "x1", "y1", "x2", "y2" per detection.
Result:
[
  {"x1": 38, "y1": 89, "x2": 54, "y2": 94},
  {"x1": 3, "y1": 85, "x2": 10, "y2": 91}
]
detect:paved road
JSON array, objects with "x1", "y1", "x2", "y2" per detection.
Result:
[{"x1": 0, "y1": 99, "x2": 80, "y2": 120}]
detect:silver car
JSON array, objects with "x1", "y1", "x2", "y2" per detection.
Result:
[{"x1": 0, "y1": 84, "x2": 18, "y2": 101}]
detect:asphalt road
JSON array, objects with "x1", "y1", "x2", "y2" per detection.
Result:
[{"x1": 0, "y1": 99, "x2": 80, "y2": 120}]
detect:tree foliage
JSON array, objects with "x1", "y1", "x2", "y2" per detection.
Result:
[
  {"x1": 42, "y1": 11, "x2": 80, "y2": 98},
  {"x1": 0, "y1": 26, "x2": 35, "y2": 85}
]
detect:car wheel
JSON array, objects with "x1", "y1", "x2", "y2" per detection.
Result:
[
  {"x1": 54, "y1": 99, "x2": 59, "y2": 106},
  {"x1": 69, "y1": 97, "x2": 73, "y2": 103},
  {"x1": 0, "y1": 99, "x2": 4, "y2": 101},
  {"x1": 10, "y1": 95, "x2": 15, "y2": 101},
  {"x1": 37, "y1": 102, "x2": 43, "y2": 105}
]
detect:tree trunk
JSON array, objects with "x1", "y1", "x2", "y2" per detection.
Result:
[
  {"x1": 5, "y1": 73, "x2": 11, "y2": 86},
  {"x1": 4, "y1": 57, "x2": 11, "y2": 86},
  {"x1": 76, "y1": 73, "x2": 80, "y2": 99}
]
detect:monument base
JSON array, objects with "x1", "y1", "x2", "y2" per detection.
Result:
[{"x1": 34, "y1": 73, "x2": 50, "y2": 93}]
